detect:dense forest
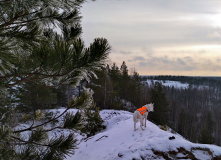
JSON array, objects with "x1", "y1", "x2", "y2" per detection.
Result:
[
  {"x1": 143, "y1": 75, "x2": 221, "y2": 145},
  {"x1": 85, "y1": 63, "x2": 221, "y2": 146}
]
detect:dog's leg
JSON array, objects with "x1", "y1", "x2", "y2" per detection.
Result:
[
  {"x1": 142, "y1": 116, "x2": 144, "y2": 126},
  {"x1": 134, "y1": 122, "x2": 136, "y2": 131},
  {"x1": 144, "y1": 113, "x2": 148, "y2": 127},
  {"x1": 141, "y1": 117, "x2": 143, "y2": 126},
  {"x1": 145, "y1": 116, "x2": 146, "y2": 127},
  {"x1": 140, "y1": 119, "x2": 144, "y2": 130}
]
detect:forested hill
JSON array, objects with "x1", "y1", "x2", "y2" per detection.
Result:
[
  {"x1": 88, "y1": 68, "x2": 221, "y2": 147},
  {"x1": 142, "y1": 75, "x2": 221, "y2": 86},
  {"x1": 141, "y1": 75, "x2": 221, "y2": 147}
]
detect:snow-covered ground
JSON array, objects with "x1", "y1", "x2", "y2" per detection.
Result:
[
  {"x1": 145, "y1": 80, "x2": 189, "y2": 89},
  {"x1": 145, "y1": 80, "x2": 210, "y2": 90},
  {"x1": 64, "y1": 109, "x2": 221, "y2": 160}
]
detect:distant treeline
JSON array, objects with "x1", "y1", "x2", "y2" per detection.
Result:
[
  {"x1": 142, "y1": 75, "x2": 221, "y2": 87},
  {"x1": 142, "y1": 75, "x2": 221, "y2": 146}
]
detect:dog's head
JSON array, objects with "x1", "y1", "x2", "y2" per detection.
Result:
[{"x1": 145, "y1": 103, "x2": 154, "y2": 112}]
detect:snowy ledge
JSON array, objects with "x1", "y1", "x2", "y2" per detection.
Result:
[{"x1": 63, "y1": 109, "x2": 221, "y2": 160}]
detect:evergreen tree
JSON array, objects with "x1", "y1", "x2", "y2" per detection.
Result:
[
  {"x1": 88, "y1": 66, "x2": 123, "y2": 110},
  {"x1": 109, "y1": 63, "x2": 121, "y2": 79},
  {"x1": 119, "y1": 61, "x2": 130, "y2": 99},
  {"x1": 0, "y1": 0, "x2": 110, "y2": 159},
  {"x1": 150, "y1": 83, "x2": 169, "y2": 125},
  {"x1": 198, "y1": 127, "x2": 214, "y2": 144},
  {"x1": 178, "y1": 108, "x2": 188, "y2": 136},
  {"x1": 89, "y1": 68, "x2": 113, "y2": 109},
  {"x1": 88, "y1": 61, "x2": 143, "y2": 111},
  {"x1": 128, "y1": 69, "x2": 142, "y2": 107},
  {"x1": 16, "y1": 82, "x2": 57, "y2": 112},
  {"x1": 109, "y1": 62, "x2": 121, "y2": 94},
  {"x1": 120, "y1": 61, "x2": 129, "y2": 78},
  {"x1": 81, "y1": 102, "x2": 106, "y2": 137},
  {"x1": 56, "y1": 85, "x2": 70, "y2": 107},
  {"x1": 197, "y1": 111, "x2": 214, "y2": 144},
  {"x1": 206, "y1": 111, "x2": 214, "y2": 132}
]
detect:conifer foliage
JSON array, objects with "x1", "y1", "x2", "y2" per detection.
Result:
[
  {"x1": 82, "y1": 103, "x2": 106, "y2": 137},
  {"x1": 150, "y1": 83, "x2": 169, "y2": 125},
  {"x1": 0, "y1": 0, "x2": 110, "y2": 159},
  {"x1": 88, "y1": 61, "x2": 143, "y2": 111},
  {"x1": 198, "y1": 126, "x2": 214, "y2": 144}
]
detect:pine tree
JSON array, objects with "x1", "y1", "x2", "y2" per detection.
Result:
[
  {"x1": 119, "y1": 61, "x2": 130, "y2": 99},
  {"x1": 16, "y1": 82, "x2": 57, "y2": 112},
  {"x1": 56, "y1": 85, "x2": 70, "y2": 107},
  {"x1": 88, "y1": 65, "x2": 123, "y2": 110},
  {"x1": 0, "y1": 0, "x2": 111, "y2": 159},
  {"x1": 197, "y1": 111, "x2": 214, "y2": 144},
  {"x1": 206, "y1": 111, "x2": 214, "y2": 132},
  {"x1": 109, "y1": 62, "x2": 121, "y2": 94},
  {"x1": 81, "y1": 102, "x2": 106, "y2": 137},
  {"x1": 198, "y1": 127, "x2": 214, "y2": 144},
  {"x1": 178, "y1": 108, "x2": 188, "y2": 136},
  {"x1": 128, "y1": 69, "x2": 142, "y2": 108},
  {"x1": 150, "y1": 83, "x2": 169, "y2": 125},
  {"x1": 87, "y1": 68, "x2": 111, "y2": 109}
]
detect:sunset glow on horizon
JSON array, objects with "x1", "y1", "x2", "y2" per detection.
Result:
[{"x1": 81, "y1": 0, "x2": 221, "y2": 76}]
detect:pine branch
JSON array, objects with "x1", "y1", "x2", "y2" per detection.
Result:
[
  {"x1": 1, "y1": 37, "x2": 111, "y2": 87},
  {"x1": 0, "y1": 0, "x2": 110, "y2": 158},
  {"x1": 48, "y1": 133, "x2": 77, "y2": 156},
  {"x1": 63, "y1": 111, "x2": 82, "y2": 129},
  {"x1": 33, "y1": 126, "x2": 62, "y2": 133},
  {"x1": 13, "y1": 107, "x2": 70, "y2": 133},
  {"x1": 8, "y1": 14, "x2": 62, "y2": 26},
  {"x1": 0, "y1": 10, "x2": 26, "y2": 28},
  {"x1": 13, "y1": 89, "x2": 92, "y2": 133},
  {"x1": 11, "y1": 136, "x2": 51, "y2": 147},
  {"x1": 28, "y1": 127, "x2": 48, "y2": 143}
]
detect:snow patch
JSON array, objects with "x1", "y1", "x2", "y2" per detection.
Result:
[
  {"x1": 145, "y1": 80, "x2": 189, "y2": 89},
  {"x1": 65, "y1": 110, "x2": 221, "y2": 160},
  {"x1": 192, "y1": 149, "x2": 212, "y2": 160}
]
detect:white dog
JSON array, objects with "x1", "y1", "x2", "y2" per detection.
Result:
[{"x1": 133, "y1": 103, "x2": 154, "y2": 131}]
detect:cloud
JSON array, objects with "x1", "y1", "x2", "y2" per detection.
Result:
[
  {"x1": 128, "y1": 56, "x2": 145, "y2": 62},
  {"x1": 208, "y1": 28, "x2": 221, "y2": 39},
  {"x1": 88, "y1": 1, "x2": 221, "y2": 45},
  {"x1": 133, "y1": 55, "x2": 197, "y2": 72},
  {"x1": 82, "y1": 0, "x2": 221, "y2": 76},
  {"x1": 217, "y1": 58, "x2": 221, "y2": 62},
  {"x1": 177, "y1": 58, "x2": 186, "y2": 66},
  {"x1": 119, "y1": 50, "x2": 134, "y2": 55}
]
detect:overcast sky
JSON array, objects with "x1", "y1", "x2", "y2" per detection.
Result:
[{"x1": 81, "y1": 0, "x2": 221, "y2": 76}]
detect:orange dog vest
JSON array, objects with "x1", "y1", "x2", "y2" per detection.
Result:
[{"x1": 137, "y1": 106, "x2": 147, "y2": 115}]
